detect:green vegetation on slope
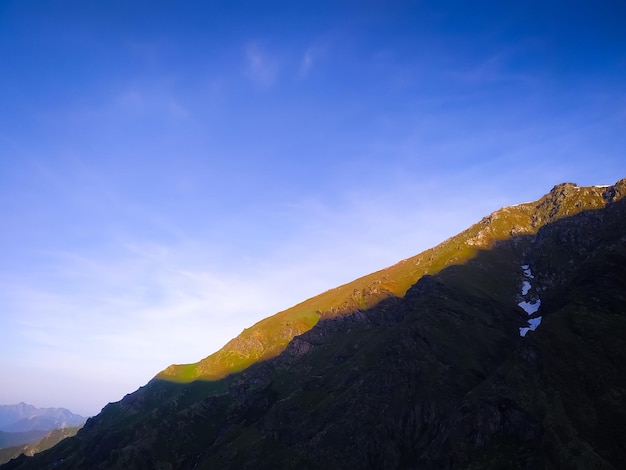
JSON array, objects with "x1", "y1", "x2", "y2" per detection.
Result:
[{"x1": 157, "y1": 181, "x2": 622, "y2": 383}]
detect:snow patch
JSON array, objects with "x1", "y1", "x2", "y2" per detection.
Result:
[
  {"x1": 521, "y1": 265, "x2": 534, "y2": 279},
  {"x1": 520, "y1": 317, "x2": 542, "y2": 337},
  {"x1": 518, "y1": 264, "x2": 542, "y2": 337},
  {"x1": 518, "y1": 299, "x2": 541, "y2": 315}
]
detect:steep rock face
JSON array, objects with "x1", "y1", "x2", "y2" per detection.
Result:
[{"x1": 3, "y1": 179, "x2": 626, "y2": 469}]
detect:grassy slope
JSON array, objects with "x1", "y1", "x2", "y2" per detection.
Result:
[{"x1": 157, "y1": 182, "x2": 617, "y2": 382}]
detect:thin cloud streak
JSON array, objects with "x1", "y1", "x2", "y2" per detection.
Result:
[
  {"x1": 299, "y1": 44, "x2": 325, "y2": 78},
  {"x1": 244, "y1": 43, "x2": 279, "y2": 87}
]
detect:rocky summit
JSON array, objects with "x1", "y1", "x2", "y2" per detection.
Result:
[{"x1": 3, "y1": 179, "x2": 626, "y2": 469}]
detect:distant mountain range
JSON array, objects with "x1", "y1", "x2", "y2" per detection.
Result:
[
  {"x1": 0, "y1": 403, "x2": 85, "y2": 464},
  {"x1": 2, "y1": 179, "x2": 626, "y2": 469},
  {"x1": 0, "y1": 403, "x2": 85, "y2": 434}
]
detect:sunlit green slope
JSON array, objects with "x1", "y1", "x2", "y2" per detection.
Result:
[{"x1": 157, "y1": 181, "x2": 623, "y2": 382}]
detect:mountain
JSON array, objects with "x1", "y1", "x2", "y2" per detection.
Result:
[
  {"x1": 157, "y1": 181, "x2": 620, "y2": 384},
  {"x1": 0, "y1": 427, "x2": 82, "y2": 465},
  {"x1": 0, "y1": 404, "x2": 86, "y2": 434},
  {"x1": 3, "y1": 179, "x2": 626, "y2": 469}
]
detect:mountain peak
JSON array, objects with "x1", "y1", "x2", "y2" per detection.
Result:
[
  {"x1": 550, "y1": 181, "x2": 579, "y2": 191},
  {"x1": 603, "y1": 177, "x2": 626, "y2": 202},
  {"x1": 0, "y1": 404, "x2": 85, "y2": 433}
]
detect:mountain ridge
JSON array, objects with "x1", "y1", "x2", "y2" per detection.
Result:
[
  {"x1": 157, "y1": 180, "x2": 624, "y2": 384},
  {"x1": 3, "y1": 178, "x2": 626, "y2": 469}
]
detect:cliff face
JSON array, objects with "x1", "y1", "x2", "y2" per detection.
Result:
[{"x1": 3, "y1": 180, "x2": 626, "y2": 469}]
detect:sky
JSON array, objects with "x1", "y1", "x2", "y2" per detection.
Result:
[{"x1": 1, "y1": 0, "x2": 625, "y2": 417}]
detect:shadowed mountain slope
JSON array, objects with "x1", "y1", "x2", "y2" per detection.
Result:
[
  {"x1": 0, "y1": 427, "x2": 82, "y2": 465},
  {"x1": 3, "y1": 179, "x2": 626, "y2": 469}
]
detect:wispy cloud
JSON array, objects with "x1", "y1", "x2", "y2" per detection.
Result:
[
  {"x1": 453, "y1": 47, "x2": 540, "y2": 87},
  {"x1": 299, "y1": 46, "x2": 322, "y2": 78},
  {"x1": 297, "y1": 33, "x2": 335, "y2": 79},
  {"x1": 116, "y1": 90, "x2": 144, "y2": 109},
  {"x1": 115, "y1": 88, "x2": 189, "y2": 119},
  {"x1": 243, "y1": 43, "x2": 279, "y2": 87},
  {"x1": 0, "y1": 240, "x2": 283, "y2": 414},
  {"x1": 168, "y1": 98, "x2": 189, "y2": 118}
]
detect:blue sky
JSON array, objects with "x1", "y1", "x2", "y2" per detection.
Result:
[{"x1": 1, "y1": 0, "x2": 625, "y2": 416}]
